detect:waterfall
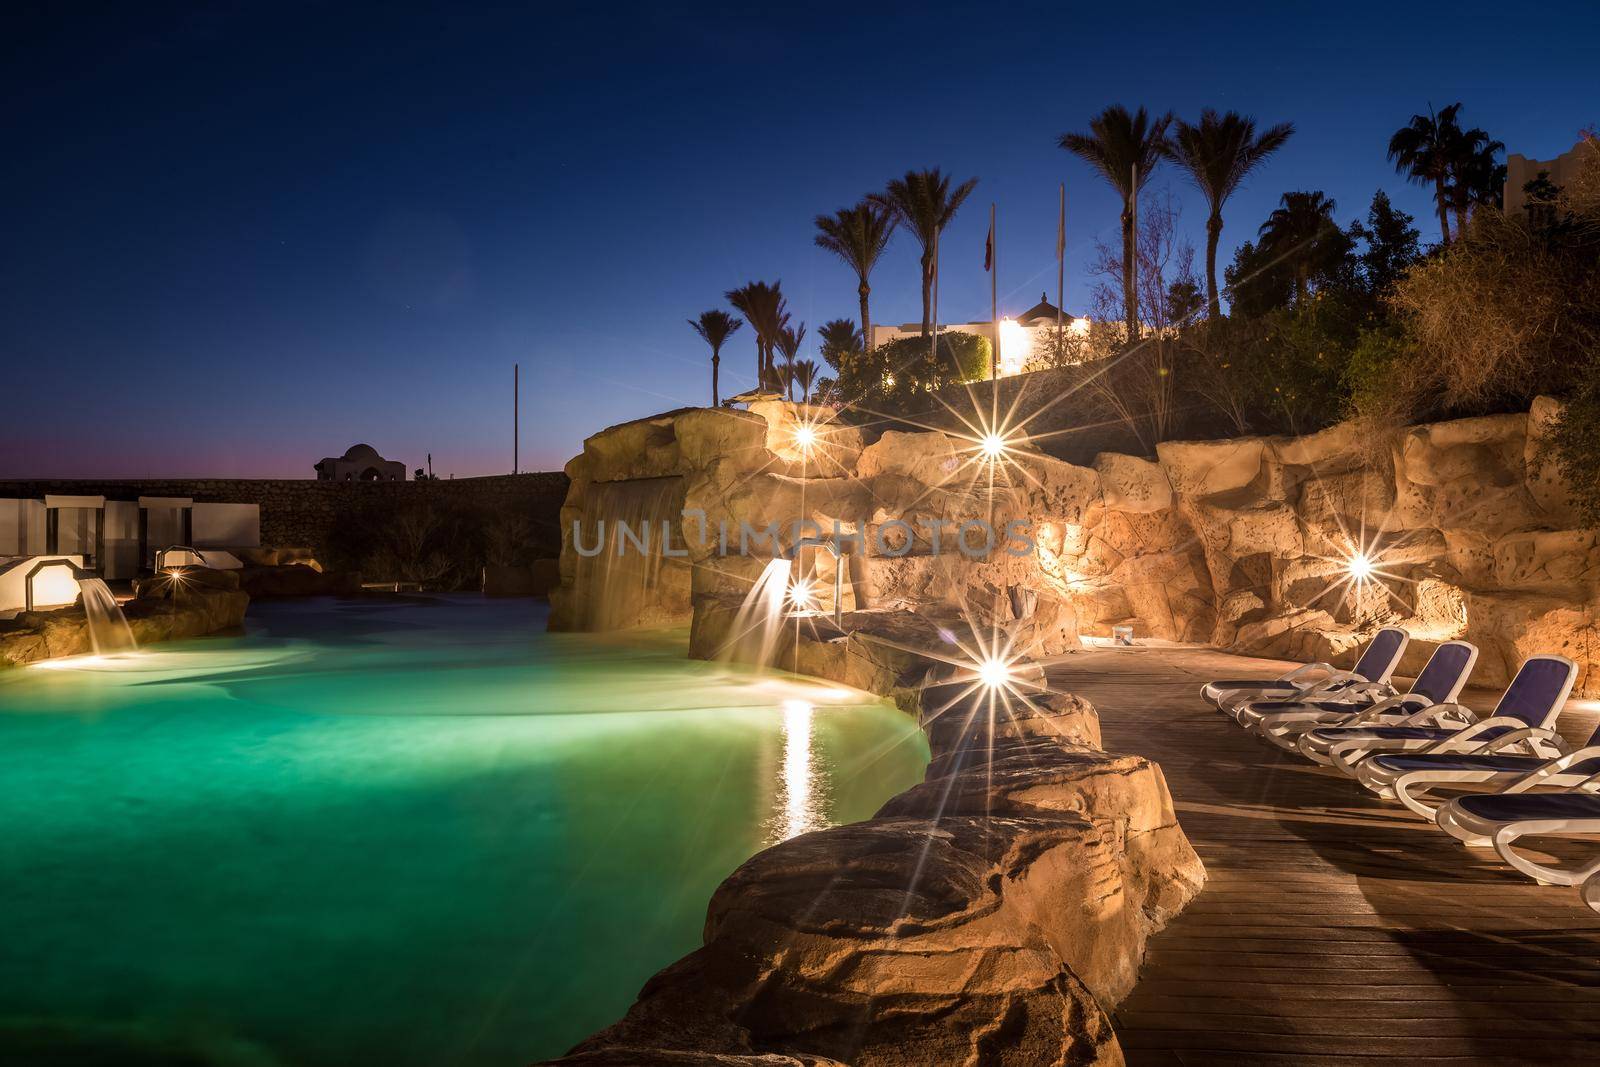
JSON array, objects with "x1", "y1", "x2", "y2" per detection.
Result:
[
  {"x1": 573, "y1": 477, "x2": 689, "y2": 630},
  {"x1": 719, "y1": 557, "x2": 792, "y2": 668},
  {"x1": 78, "y1": 577, "x2": 138, "y2": 656}
]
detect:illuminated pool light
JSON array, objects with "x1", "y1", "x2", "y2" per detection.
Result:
[
  {"x1": 788, "y1": 578, "x2": 815, "y2": 611},
  {"x1": 1347, "y1": 552, "x2": 1375, "y2": 580},
  {"x1": 980, "y1": 433, "x2": 1008, "y2": 459},
  {"x1": 976, "y1": 657, "x2": 1011, "y2": 689},
  {"x1": 793, "y1": 424, "x2": 817, "y2": 452}
]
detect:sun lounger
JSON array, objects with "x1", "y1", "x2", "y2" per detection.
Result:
[
  {"x1": 1201, "y1": 626, "x2": 1409, "y2": 715},
  {"x1": 1296, "y1": 655, "x2": 1578, "y2": 775}
]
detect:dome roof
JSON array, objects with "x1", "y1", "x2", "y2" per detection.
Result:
[{"x1": 341, "y1": 443, "x2": 383, "y2": 461}]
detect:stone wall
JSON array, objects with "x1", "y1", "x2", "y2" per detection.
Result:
[
  {"x1": 554, "y1": 397, "x2": 1599, "y2": 696},
  {"x1": 0, "y1": 473, "x2": 568, "y2": 566}
]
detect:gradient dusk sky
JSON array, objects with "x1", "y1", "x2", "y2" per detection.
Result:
[{"x1": 3, "y1": 2, "x2": 1595, "y2": 478}]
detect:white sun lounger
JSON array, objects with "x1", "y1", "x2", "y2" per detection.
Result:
[
  {"x1": 1201, "y1": 627, "x2": 1410, "y2": 715},
  {"x1": 1297, "y1": 655, "x2": 1579, "y2": 775},
  {"x1": 1238, "y1": 641, "x2": 1478, "y2": 752}
]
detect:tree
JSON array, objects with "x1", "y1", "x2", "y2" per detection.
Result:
[
  {"x1": 1223, "y1": 238, "x2": 1295, "y2": 317},
  {"x1": 814, "y1": 202, "x2": 896, "y2": 346},
  {"x1": 1257, "y1": 191, "x2": 1349, "y2": 305},
  {"x1": 1162, "y1": 109, "x2": 1294, "y2": 318},
  {"x1": 869, "y1": 168, "x2": 978, "y2": 338},
  {"x1": 1059, "y1": 105, "x2": 1173, "y2": 338},
  {"x1": 773, "y1": 322, "x2": 807, "y2": 400},
  {"x1": 1447, "y1": 128, "x2": 1506, "y2": 234},
  {"x1": 687, "y1": 309, "x2": 743, "y2": 407},
  {"x1": 1389, "y1": 102, "x2": 1477, "y2": 246},
  {"x1": 817, "y1": 318, "x2": 864, "y2": 372},
  {"x1": 792, "y1": 359, "x2": 819, "y2": 403},
  {"x1": 1350, "y1": 190, "x2": 1421, "y2": 296},
  {"x1": 726, "y1": 281, "x2": 789, "y2": 389}
]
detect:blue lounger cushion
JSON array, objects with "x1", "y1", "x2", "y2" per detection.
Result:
[
  {"x1": 1454, "y1": 792, "x2": 1600, "y2": 821},
  {"x1": 1367, "y1": 752, "x2": 1600, "y2": 776}
]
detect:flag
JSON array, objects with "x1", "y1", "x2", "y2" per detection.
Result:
[{"x1": 984, "y1": 217, "x2": 993, "y2": 272}]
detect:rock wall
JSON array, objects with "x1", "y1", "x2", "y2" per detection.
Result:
[
  {"x1": 542, "y1": 677, "x2": 1203, "y2": 1066},
  {"x1": 554, "y1": 397, "x2": 1598, "y2": 694},
  {"x1": 0, "y1": 474, "x2": 568, "y2": 565},
  {"x1": 0, "y1": 571, "x2": 250, "y2": 668}
]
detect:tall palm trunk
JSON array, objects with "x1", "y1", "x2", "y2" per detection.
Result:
[
  {"x1": 711, "y1": 351, "x2": 720, "y2": 407},
  {"x1": 919, "y1": 251, "x2": 934, "y2": 337},
  {"x1": 1121, "y1": 197, "x2": 1138, "y2": 340},
  {"x1": 1434, "y1": 175, "x2": 1450, "y2": 245},
  {"x1": 1204, "y1": 211, "x2": 1223, "y2": 319},
  {"x1": 858, "y1": 282, "x2": 871, "y2": 351}
]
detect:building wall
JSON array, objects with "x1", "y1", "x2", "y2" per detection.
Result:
[
  {"x1": 0, "y1": 474, "x2": 569, "y2": 568},
  {"x1": 1505, "y1": 139, "x2": 1600, "y2": 215}
]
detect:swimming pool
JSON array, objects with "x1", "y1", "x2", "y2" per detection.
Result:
[{"x1": 0, "y1": 596, "x2": 929, "y2": 1065}]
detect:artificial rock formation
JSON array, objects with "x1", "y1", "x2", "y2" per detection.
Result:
[
  {"x1": 542, "y1": 677, "x2": 1203, "y2": 1066},
  {"x1": 552, "y1": 396, "x2": 1600, "y2": 695},
  {"x1": 0, "y1": 569, "x2": 249, "y2": 668}
]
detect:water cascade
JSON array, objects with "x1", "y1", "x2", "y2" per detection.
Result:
[
  {"x1": 78, "y1": 577, "x2": 138, "y2": 656},
  {"x1": 572, "y1": 477, "x2": 690, "y2": 630},
  {"x1": 719, "y1": 557, "x2": 793, "y2": 668}
]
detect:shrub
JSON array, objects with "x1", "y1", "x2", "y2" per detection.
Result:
[{"x1": 836, "y1": 332, "x2": 991, "y2": 412}]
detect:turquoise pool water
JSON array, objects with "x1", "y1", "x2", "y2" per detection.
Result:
[{"x1": 0, "y1": 596, "x2": 929, "y2": 1066}]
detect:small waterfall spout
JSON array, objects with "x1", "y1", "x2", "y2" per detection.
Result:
[
  {"x1": 720, "y1": 558, "x2": 792, "y2": 668},
  {"x1": 78, "y1": 578, "x2": 138, "y2": 656}
]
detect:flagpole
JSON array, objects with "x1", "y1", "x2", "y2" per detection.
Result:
[
  {"x1": 513, "y1": 362, "x2": 519, "y2": 474},
  {"x1": 989, "y1": 202, "x2": 997, "y2": 381},
  {"x1": 1056, "y1": 182, "x2": 1065, "y2": 348}
]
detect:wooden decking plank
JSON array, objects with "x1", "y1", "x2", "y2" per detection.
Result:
[{"x1": 1043, "y1": 648, "x2": 1600, "y2": 1065}]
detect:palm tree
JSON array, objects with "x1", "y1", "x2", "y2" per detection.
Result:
[
  {"x1": 792, "y1": 359, "x2": 819, "y2": 403},
  {"x1": 1447, "y1": 129, "x2": 1505, "y2": 236},
  {"x1": 1163, "y1": 109, "x2": 1295, "y2": 318},
  {"x1": 869, "y1": 169, "x2": 978, "y2": 338},
  {"x1": 1388, "y1": 102, "x2": 1467, "y2": 246},
  {"x1": 687, "y1": 309, "x2": 742, "y2": 407},
  {"x1": 816, "y1": 318, "x2": 864, "y2": 372},
  {"x1": 1257, "y1": 190, "x2": 1340, "y2": 304},
  {"x1": 773, "y1": 322, "x2": 807, "y2": 400},
  {"x1": 1059, "y1": 105, "x2": 1173, "y2": 340},
  {"x1": 726, "y1": 281, "x2": 789, "y2": 390},
  {"x1": 814, "y1": 202, "x2": 896, "y2": 347}
]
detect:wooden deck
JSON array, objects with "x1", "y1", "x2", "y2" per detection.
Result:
[{"x1": 1046, "y1": 647, "x2": 1600, "y2": 1066}]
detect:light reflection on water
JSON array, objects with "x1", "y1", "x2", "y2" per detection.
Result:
[
  {"x1": 767, "y1": 699, "x2": 826, "y2": 844},
  {"x1": 0, "y1": 596, "x2": 929, "y2": 1066}
]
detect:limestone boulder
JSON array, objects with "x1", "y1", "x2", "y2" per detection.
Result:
[
  {"x1": 1157, "y1": 437, "x2": 1265, "y2": 500},
  {"x1": 1232, "y1": 607, "x2": 1336, "y2": 657},
  {"x1": 549, "y1": 814, "x2": 1124, "y2": 1067},
  {"x1": 1227, "y1": 503, "x2": 1303, "y2": 559},
  {"x1": 582, "y1": 412, "x2": 685, "y2": 481},
  {"x1": 672, "y1": 408, "x2": 772, "y2": 470},
  {"x1": 1094, "y1": 452, "x2": 1172, "y2": 514},
  {"x1": 1492, "y1": 529, "x2": 1600, "y2": 589},
  {"x1": 1462, "y1": 588, "x2": 1600, "y2": 695},
  {"x1": 1014, "y1": 454, "x2": 1103, "y2": 523},
  {"x1": 856, "y1": 430, "x2": 963, "y2": 488},
  {"x1": 1525, "y1": 395, "x2": 1578, "y2": 525},
  {"x1": 1269, "y1": 421, "x2": 1364, "y2": 469}
]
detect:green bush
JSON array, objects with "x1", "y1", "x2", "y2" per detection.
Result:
[{"x1": 836, "y1": 332, "x2": 991, "y2": 412}]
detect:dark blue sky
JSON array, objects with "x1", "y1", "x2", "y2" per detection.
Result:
[{"x1": 3, "y1": 1, "x2": 1595, "y2": 477}]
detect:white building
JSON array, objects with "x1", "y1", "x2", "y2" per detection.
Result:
[{"x1": 869, "y1": 293, "x2": 1091, "y2": 377}]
